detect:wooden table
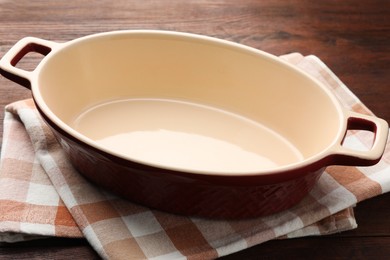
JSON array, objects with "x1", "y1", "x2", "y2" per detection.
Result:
[{"x1": 0, "y1": 1, "x2": 389, "y2": 259}]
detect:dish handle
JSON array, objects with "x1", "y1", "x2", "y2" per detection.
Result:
[
  {"x1": 0, "y1": 37, "x2": 60, "y2": 89},
  {"x1": 330, "y1": 110, "x2": 388, "y2": 166}
]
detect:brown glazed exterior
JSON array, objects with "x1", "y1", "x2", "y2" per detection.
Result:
[{"x1": 39, "y1": 105, "x2": 324, "y2": 218}]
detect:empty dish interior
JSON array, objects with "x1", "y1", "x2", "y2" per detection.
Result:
[{"x1": 37, "y1": 32, "x2": 341, "y2": 173}]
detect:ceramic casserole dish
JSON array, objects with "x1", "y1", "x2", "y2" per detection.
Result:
[{"x1": 0, "y1": 30, "x2": 388, "y2": 218}]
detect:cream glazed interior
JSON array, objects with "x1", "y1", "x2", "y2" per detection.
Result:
[{"x1": 36, "y1": 31, "x2": 342, "y2": 174}]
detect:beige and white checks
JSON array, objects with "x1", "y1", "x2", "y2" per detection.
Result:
[{"x1": 0, "y1": 53, "x2": 389, "y2": 259}]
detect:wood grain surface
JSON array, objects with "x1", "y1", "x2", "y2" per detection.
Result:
[{"x1": 0, "y1": 0, "x2": 389, "y2": 259}]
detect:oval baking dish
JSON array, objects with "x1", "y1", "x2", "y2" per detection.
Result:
[{"x1": 0, "y1": 30, "x2": 388, "y2": 218}]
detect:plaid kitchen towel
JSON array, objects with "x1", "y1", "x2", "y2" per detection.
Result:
[{"x1": 0, "y1": 53, "x2": 389, "y2": 259}]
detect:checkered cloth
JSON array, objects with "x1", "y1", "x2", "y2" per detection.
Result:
[{"x1": 0, "y1": 53, "x2": 389, "y2": 259}]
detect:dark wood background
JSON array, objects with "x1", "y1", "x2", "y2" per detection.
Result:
[{"x1": 0, "y1": 0, "x2": 389, "y2": 259}]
